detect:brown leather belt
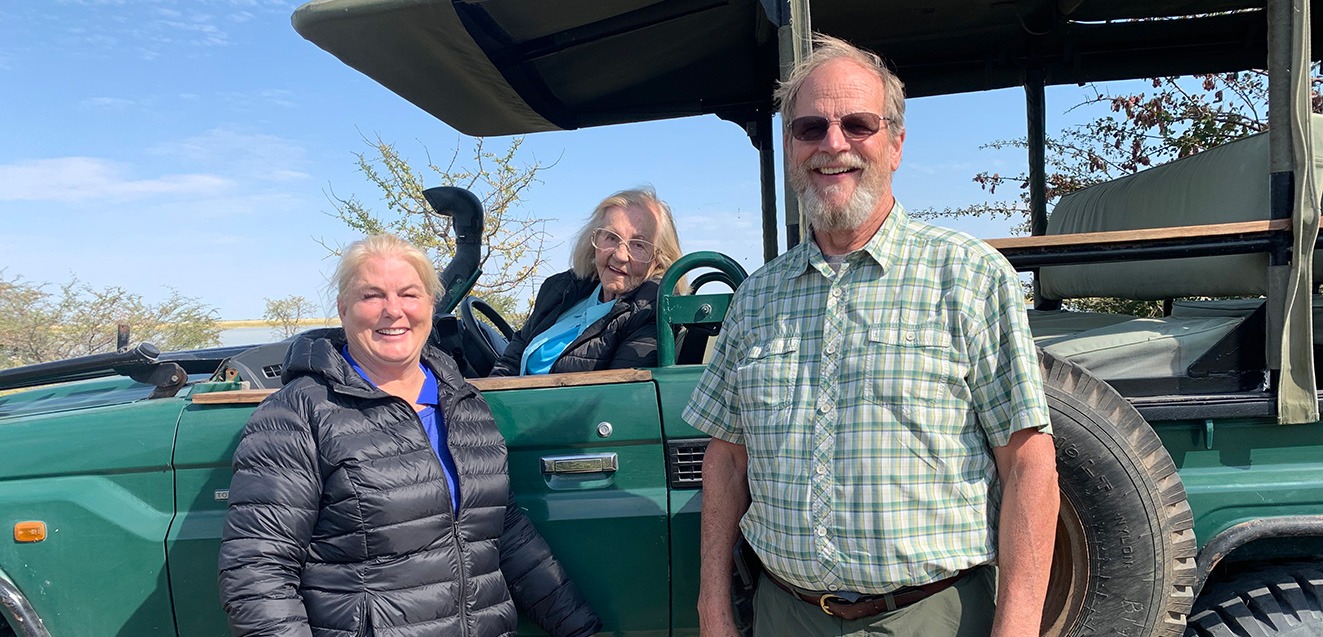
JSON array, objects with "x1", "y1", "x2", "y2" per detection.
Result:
[{"x1": 764, "y1": 569, "x2": 970, "y2": 620}]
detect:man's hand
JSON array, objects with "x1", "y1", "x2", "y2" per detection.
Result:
[
  {"x1": 990, "y1": 428, "x2": 1059, "y2": 637},
  {"x1": 697, "y1": 438, "x2": 751, "y2": 637}
]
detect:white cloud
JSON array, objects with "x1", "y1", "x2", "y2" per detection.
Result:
[
  {"x1": 157, "y1": 15, "x2": 230, "y2": 48},
  {"x1": 80, "y1": 96, "x2": 138, "y2": 109},
  {"x1": 218, "y1": 88, "x2": 298, "y2": 112},
  {"x1": 674, "y1": 209, "x2": 763, "y2": 270},
  {"x1": 150, "y1": 128, "x2": 312, "y2": 182},
  {"x1": 0, "y1": 157, "x2": 233, "y2": 202}
]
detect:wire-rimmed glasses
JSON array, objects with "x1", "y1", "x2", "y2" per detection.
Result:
[{"x1": 591, "y1": 228, "x2": 657, "y2": 262}]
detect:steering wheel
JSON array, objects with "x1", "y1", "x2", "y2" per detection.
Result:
[{"x1": 458, "y1": 296, "x2": 515, "y2": 376}]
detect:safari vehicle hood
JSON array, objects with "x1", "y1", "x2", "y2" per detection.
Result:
[
  {"x1": 291, "y1": 0, "x2": 1307, "y2": 136},
  {"x1": 0, "y1": 377, "x2": 162, "y2": 420}
]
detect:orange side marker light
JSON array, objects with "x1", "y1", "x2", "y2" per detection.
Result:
[{"x1": 14, "y1": 521, "x2": 47, "y2": 543}]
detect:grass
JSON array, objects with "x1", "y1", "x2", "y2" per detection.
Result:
[{"x1": 218, "y1": 318, "x2": 337, "y2": 329}]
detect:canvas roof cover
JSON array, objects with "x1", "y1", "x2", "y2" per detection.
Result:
[{"x1": 292, "y1": 0, "x2": 1321, "y2": 136}]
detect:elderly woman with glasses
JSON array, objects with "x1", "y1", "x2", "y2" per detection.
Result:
[{"x1": 490, "y1": 187, "x2": 684, "y2": 376}]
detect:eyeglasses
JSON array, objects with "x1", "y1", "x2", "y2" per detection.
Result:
[
  {"x1": 591, "y1": 228, "x2": 657, "y2": 262},
  {"x1": 789, "y1": 112, "x2": 890, "y2": 142}
]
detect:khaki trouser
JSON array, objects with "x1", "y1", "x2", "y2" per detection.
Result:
[{"x1": 751, "y1": 566, "x2": 997, "y2": 637}]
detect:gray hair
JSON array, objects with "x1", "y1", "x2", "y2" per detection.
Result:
[
  {"x1": 773, "y1": 34, "x2": 906, "y2": 137},
  {"x1": 333, "y1": 234, "x2": 443, "y2": 305},
  {"x1": 569, "y1": 187, "x2": 685, "y2": 291}
]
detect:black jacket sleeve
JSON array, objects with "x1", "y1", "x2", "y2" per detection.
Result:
[
  {"x1": 603, "y1": 299, "x2": 658, "y2": 369},
  {"x1": 499, "y1": 495, "x2": 603, "y2": 637},
  {"x1": 491, "y1": 271, "x2": 592, "y2": 377},
  {"x1": 217, "y1": 392, "x2": 322, "y2": 637}
]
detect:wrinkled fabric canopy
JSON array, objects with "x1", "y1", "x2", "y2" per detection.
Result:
[{"x1": 293, "y1": 0, "x2": 1317, "y2": 136}]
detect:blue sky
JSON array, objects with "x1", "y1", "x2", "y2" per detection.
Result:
[{"x1": 1, "y1": 1, "x2": 1098, "y2": 320}]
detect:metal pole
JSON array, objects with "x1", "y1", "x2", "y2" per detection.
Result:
[
  {"x1": 1026, "y1": 69, "x2": 1048, "y2": 238},
  {"x1": 1266, "y1": 0, "x2": 1290, "y2": 372},
  {"x1": 1025, "y1": 67, "x2": 1059, "y2": 311},
  {"x1": 778, "y1": 0, "x2": 812, "y2": 253},
  {"x1": 756, "y1": 113, "x2": 779, "y2": 263}
]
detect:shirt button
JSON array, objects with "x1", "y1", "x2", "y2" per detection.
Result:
[
  {"x1": 817, "y1": 398, "x2": 831, "y2": 413},
  {"x1": 816, "y1": 465, "x2": 827, "y2": 475},
  {"x1": 825, "y1": 342, "x2": 837, "y2": 355},
  {"x1": 905, "y1": 331, "x2": 916, "y2": 342},
  {"x1": 830, "y1": 287, "x2": 842, "y2": 298},
  {"x1": 817, "y1": 527, "x2": 827, "y2": 537}
]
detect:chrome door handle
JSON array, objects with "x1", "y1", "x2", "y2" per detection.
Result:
[{"x1": 541, "y1": 453, "x2": 618, "y2": 475}]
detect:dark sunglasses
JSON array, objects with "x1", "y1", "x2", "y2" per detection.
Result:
[{"x1": 789, "y1": 112, "x2": 889, "y2": 142}]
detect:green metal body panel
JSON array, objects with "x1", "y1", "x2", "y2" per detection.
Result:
[
  {"x1": 167, "y1": 399, "x2": 250, "y2": 635},
  {"x1": 652, "y1": 365, "x2": 708, "y2": 636},
  {"x1": 5, "y1": 352, "x2": 1323, "y2": 636},
  {"x1": 0, "y1": 388, "x2": 185, "y2": 636},
  {"x1": 485, "y1": 380, "x2": 670, "y2": 636},
  {"x1": 1154, "y1": 416, "x2": 1323, "y2": 545}
]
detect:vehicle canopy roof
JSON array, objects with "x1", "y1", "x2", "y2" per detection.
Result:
[{"x1": 292, "y1": 0, "x2": 1317, "y2": 136}]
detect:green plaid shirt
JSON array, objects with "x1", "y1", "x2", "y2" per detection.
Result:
[{"x1": 684, "y1": 202, "x2": 1050, "y2": 594}]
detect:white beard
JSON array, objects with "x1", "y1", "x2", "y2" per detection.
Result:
[
  {"x1": 800, "y1": 180, "x2": 878, "y2": 232},
  {"x1": 790, "y1": 153, "x2": 888, "y2": 232}
]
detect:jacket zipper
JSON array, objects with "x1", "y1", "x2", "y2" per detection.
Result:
[
  {"x1": 439, "y1": 387, "x2": 471, "y2": 636},
  {"x1": 453, "y1": 513, "x2": 470, "y2": 635},
  {"x1": 392, "y1": 393, "x2": 468, "y2": 634}
]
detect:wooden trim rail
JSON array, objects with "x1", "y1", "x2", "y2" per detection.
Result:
[
  {"x1": 985, "y1": 219, "x2": 1293, "y2": 269},
  {"x1": 190, "y1": 368, "x2": 654, "y2": 405}
]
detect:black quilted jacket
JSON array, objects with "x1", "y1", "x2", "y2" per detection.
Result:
[
  {"x1": 217, "y1": 329, "x2": 601, "y2": 637},
  {"x1": 490, "y1": 269, "x2": 659, "y2": 376}
]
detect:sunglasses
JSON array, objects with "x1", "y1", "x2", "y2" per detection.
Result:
[{"x1": 789, "y1": 112, "x2": 890, "y2": 142}]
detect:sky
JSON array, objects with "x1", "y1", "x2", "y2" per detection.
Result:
[{"x1": 1, "y1": 1, "x2": 1100, "y2": 320}]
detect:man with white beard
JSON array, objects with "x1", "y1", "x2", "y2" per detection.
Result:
[{"x1": 684, "y1": 35, "x2": 1059, "y2": 637}]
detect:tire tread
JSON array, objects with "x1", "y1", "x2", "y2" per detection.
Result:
[
  {"x1": 1040, "y1": 351, "x2": 1197, "y2": 637},
  {"x1": 1186, "y1": 563, "x2": 1323, "y2": 637}
]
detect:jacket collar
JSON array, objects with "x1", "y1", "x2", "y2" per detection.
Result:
[{"x1": 282, "y1": 327, "x2": 471, "y2": 402}]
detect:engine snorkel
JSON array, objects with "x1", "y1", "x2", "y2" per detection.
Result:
[{"x1": 424, "y1": 186, "x2": 484, "y2": 315}]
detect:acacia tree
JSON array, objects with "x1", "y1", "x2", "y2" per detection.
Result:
[
  {"x1": 917, "y1": 70, "x2": 1320, "y2": 316},
  {"x1": 0, "y1": 272, "x2": 220, "y2": 367},
  {"x1": 264, "y1": 295, "x2": 320, "y2": 338},
  {"x1": 325, "y1": 135, "x2": 551, "y2": 323}
]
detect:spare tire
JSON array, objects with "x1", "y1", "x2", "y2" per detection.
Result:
[
  {"x1": 1038, "y1": 351, "x2": 1198, "y2": 637},
  {"x1": 1184, "y1": 562, "x2": 1323, "y2": 636}
]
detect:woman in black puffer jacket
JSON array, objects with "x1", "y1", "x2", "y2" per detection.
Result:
[
  {"x1": 490, "y1": 187, "x2": 685, "y2": 377},
  {"x1": 218, "y1": 234, "x2": 601, "y2": 637}
]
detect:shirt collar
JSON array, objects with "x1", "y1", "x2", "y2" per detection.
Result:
[{"x1": 791, "y1": 199, "x2": 909, "y2": 276}]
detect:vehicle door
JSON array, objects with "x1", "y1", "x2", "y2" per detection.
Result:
[
  {"x1": 478, "y1": 371, "x2": 670, "y2": 636},
  {"x1": 164, "y1": 390, "x2": 253, "y2": 635}
]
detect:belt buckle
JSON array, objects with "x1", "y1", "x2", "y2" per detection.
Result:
[
  {"x1": 818, "y1": 591, "x2": 897, "y2": 617},
  {"x1": 817, "y1": 593, "x2": 843, "y2": 616}
]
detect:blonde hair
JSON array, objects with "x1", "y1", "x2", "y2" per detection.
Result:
[
  {"x1": 774, "y1": 33, "x2": 906, "y2": 138},
  {"x1": 333, "y1": 234, "x2": 444, "y2": 304},
  {"x1": 569, "y1": 187, "x2": 687, "y2": 292}
]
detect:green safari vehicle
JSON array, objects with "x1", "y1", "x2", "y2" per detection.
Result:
[{"x1": 3, "y1": 1, "x2": 1323, "y2": 636}]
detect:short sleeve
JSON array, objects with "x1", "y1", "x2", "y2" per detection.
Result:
[{"x1": 965, "y1": 254, "x2": 1052, "y2": 447}]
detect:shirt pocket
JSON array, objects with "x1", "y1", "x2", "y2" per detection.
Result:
[
  {"x1": 863, "y1": 323, "x2": 964, "y2": 408},
  {"x1": 734, "y1": 335, "x2": 801, "y2": 414}
]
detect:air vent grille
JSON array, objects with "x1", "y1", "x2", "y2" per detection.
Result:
[
  {"x1": 261, "y1": 364, "x2": 282, "y2": 379},
  {"x1": 667, "y1": 438, "x2": 709, "y2": 489}
]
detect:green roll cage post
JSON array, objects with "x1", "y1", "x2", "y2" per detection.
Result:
[{"x1": 656, "y1": 251, "x2": 750, "y2": 367}]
